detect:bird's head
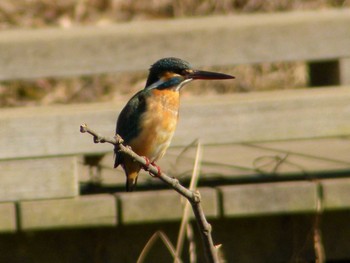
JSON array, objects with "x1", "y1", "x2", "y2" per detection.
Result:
[{"x1": 145, "y1": 57, "x2": 234, "y2": 91}]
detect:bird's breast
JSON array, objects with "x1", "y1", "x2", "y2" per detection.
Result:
[{"x1": 129, "y1": 89, "x2": 180, "y2": 161}]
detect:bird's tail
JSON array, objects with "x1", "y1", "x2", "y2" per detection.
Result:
[
  {"x1": 126, "y1": 173, "x2": 138, "y2": 192},
  {"x1": 122, "y1": 158, "x2": 141, "y2": 192}
]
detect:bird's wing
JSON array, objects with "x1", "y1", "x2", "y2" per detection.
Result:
[{"x1": 114, "y1": 90, "x2": 147, "y2": 168}]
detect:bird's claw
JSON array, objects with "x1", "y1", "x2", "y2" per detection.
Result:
[
  {"x1": 142, "y1": 157, "x2": 161, "y2": 177},
  {"x1": 142, "y1": 156, "x2": 151, "y2": 171},
  {"x1": 151, "y1": 162, "x2": 162, "y2": 177}
]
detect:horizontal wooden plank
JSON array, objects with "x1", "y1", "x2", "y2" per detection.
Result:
[
  {"x1": 176, "y1": 87, "x2": 350, "y2": 146},
  {"x1": 0, "y1": 103, "x2": 117, "y2": 159},
  {"x1": 0, "y1": 203, "x2": 16, "y2": 233},
  {"x1": 0, "y1": 9, "x2": 349, "y2": 80},
  {"x1": 19, "y1": 194, "x2": 116, "y2": 230},
  {"x1": 219, "y1": 182, "x2": 317, "y2": 217},
  {"x1": 80, "y1": 137, "x2": 350, "y2": 189},
  {"x1": 340, "y1": 58, "x2": 350, "y2": 85},
  {"x1": 2, "y1": 87, "x2": 350, "y2": 160},
  {"x1": 198, "y1": 140, "x2": 350, "y2": 177},
  {"x1": 249, "y1": 138, "x2": 350, "y2": 164},
  {"x1": 117, "y1": 188, "x2": 218, "y2": 224},
  {"x1": 0, "y1": 157, "x2": 78, "y2": 201},
  {"x1": 9, "y1": 179, "x2": 350, "y2": 231},
  {"x1": 322, "y1": 178, "x2": 350, "y2": 210}
]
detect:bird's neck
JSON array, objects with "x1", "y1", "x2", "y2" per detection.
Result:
[{"x1": 149, "y1": 89, "x2": 180, "y2": 115}]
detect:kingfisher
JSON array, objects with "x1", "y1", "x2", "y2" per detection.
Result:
[{"x1": 114, "y1": 57, "x2": 234, "y2": 191}]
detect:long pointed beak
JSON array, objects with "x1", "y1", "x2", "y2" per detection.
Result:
[{"x1": 188, "y1": 70, "x2": 235, "y2": 80}]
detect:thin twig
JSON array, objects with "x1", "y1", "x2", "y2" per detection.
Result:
[
  {"x1": 136, "y1": 231, "x2": 182, "y2": 263},
  {"x1": 80, "y1": 124, "x2": 219, "y2": 263},
  {"x1": 314, "y1": 182, "x2": 326, "y2": 263},
  {"x1": 187, "y1": 223, "x2": 197, "y2": 263},
  {"x1": 175, "y1": 140, "x2": 202, "y2": 262}
]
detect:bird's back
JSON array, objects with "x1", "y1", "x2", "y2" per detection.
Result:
[
  {"x1": 114, "y1": 90, "x2": 147, "y2": 168},
  {"x1": 114, "y1": 88, "x2": 179, "y2": 166}
]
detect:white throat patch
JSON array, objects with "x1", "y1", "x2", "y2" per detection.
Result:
[{"x1": 176, "y1": 78, "x2": 193, "y2": 91}]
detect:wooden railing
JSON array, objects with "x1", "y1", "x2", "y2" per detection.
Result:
[
  {"x1": 0, "y1": 9, "x2": 349, "y2": 82},
  {"x1": 1, "y1": 9, "x2": 350, "y2": 239}
]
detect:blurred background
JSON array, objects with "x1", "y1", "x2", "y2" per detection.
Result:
[
  {"x1": 1, "y1": 0, "x2": 349, "y2": 107},
  {"x1": 1, "y1": 1, "x2": 350, "y2": 263}
]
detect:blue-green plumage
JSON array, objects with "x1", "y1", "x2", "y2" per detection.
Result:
[
  {"x1": 114, "y1": 58, "x2": 191, "y2": 170},
  {"x1": 114, "y1": 90, "x2": 148, "y2": 168},
  {"x1": 145, "y1": 58, "x2": 192, "y2": 87},
  {"x1": 114, "y1": 57, "x2": 234, "y2": 191}
]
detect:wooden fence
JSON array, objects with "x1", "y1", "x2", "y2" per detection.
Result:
[
  {"x1": 1, "y1": 8, "x2": 350, "y2": 262},
  {"x1": 0, "y1": 9, "x2": 350, "y2": 82}
]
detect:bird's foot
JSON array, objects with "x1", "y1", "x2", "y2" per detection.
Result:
[
  {"x1": 142, "y1": 157, "x2": 161, "y2": 177},
  {"x1": 150, "y1": 162, "x2": 162, "y2": 177},
  {"x1": 142, "y1": 156, "x2": 151, "y2": 171}
]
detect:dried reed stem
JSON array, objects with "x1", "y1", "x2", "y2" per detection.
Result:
[{"x1": 80, "y1": 124, "x2": 219, "y2": 263}]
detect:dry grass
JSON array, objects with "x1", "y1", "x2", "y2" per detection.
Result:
[
  {"x1": 0, "y1": 62, "x2": 307, "y2": 107},
  {"x1": 1, "y1": 0, "x2": 349, "y2": 29},
  {"x1": 0, "y1": 0, "x2": 349, "y2": 107}
]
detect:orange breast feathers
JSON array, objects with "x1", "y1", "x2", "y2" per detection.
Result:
[{"x1": 128, "y1": 89, "x2": 180, "y2": 162}]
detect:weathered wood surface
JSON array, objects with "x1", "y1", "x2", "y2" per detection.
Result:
[
  {"x1": 2, "y1": 213, "x2": 350, "y2": 263},
  {"x1": 0, "y1": 9, "x2": 349, "y2": 80},
  {"x1": 1, "y1": 87, "x2": 350, "y2": 160},
  {"x1": 1, "y1": 178, "x2": 347, "y2": 231},
  {"x1": 79, "y1": 137, "x2": 350, "y2": 188},
  {"x1": 340, "y1": 58, "x2": 350, "y2": 85},
  {"x1": 0, "y1": 203, "x2": 16, "y2": 233},
  {"x1": 20, "y1": 194, "x2": 116, "y2": 230},
  {"x1": 117, "y1": 188, "x2": 218, "y2": 224},
  {"x1": 323, "y1": 178, "x2": 350, "y2": 210},
  {"x1": 249, "y1": 138, "x2": 350, "y2": 164},
  {"x1": 0, "y1": 157, "x2": 78, "y2": 202},
  {"x1": 219, "y1": 178, "x2": 350, "y2": 218},
  {"x1": 0, "y1": 103, "x2": 116, "y2": 159},
  {"x1": 219, "y1": 181, "x2": 318, "y2": 217}
]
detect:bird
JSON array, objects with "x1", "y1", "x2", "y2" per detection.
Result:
[{"x1": 114, "y1": 57, "x2": 234, "y2": 191}]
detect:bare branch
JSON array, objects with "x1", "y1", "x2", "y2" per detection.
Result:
[
  {"x1": 175, "y1": 140, "x2": 202, "y2": 261},
  {"x1": 314, "y1": 182, "x2": 326, "y2": 263},
  {"x1": 187, "y1": 223, "x2": 197, "y2": 263},
  {"x1": 80, "y1": 124, "x2": 219, "y2": 263},
  {"x1": 80, "y1": 123, "x2": 120, "y2": 145}
]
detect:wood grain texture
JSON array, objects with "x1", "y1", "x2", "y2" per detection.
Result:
[
  {"x1": 0, "y1": 203, "x2": 16, "y2": 232},
  {"x1": 19, "y1": 194, "x2": 116, "y2": 230},
  {"x1": 322, "y1": 178, "x2": 350, "y2": 210},
  {"x1": 1, "y1": 87, "x2": 350, "y2": 160},
  {"x1": 80, "y1": 137, "x2": 350, "y2": 189},
  {"x1": 6, "y1": 179, "x2": 350, "y2": 231},
  {"x1": 0, "y1": 157, "x2": 78, "y2": 201},
  {"x1": 0, "y1": 9, "x2": 349, "y2": 80},
  {"x1": 219, "y1": 181, "x2": 318, "y2": 217},
  {"x1": 340, "y1": 58, "x2": 350, "y2": 85},
  {"x1": 117, "y1": 188, "x2": 218, "y2": 224}
]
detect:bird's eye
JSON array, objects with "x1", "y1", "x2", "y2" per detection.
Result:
[{"x1": 181, "y1": 69, "x2": 191, "y2": 76}]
